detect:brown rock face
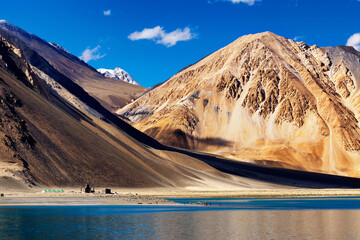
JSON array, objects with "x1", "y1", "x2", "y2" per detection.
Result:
[{"x1": 119, "y1": 32, "x2": 360, "y2": 177}]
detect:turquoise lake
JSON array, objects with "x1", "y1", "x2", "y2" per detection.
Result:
[{"x1": 2, "y1": 197, "x2": 360, "y2": 239}]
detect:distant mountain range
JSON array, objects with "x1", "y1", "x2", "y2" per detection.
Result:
[{"x1": 98, "y1": 67, "x2": 140, "y2": 86}]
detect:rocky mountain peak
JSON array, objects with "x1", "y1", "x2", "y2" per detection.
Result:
[{"x1": 119, "y1": 32, "x2": 360, "y2": 178}]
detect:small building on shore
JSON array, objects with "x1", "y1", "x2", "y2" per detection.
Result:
[{"x1": 84, "y1": 184, "x2": 91, "y2": 193}]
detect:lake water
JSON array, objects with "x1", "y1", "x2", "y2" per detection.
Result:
[{"x1": 1, "y1": 197, "x2": 360, "y2": 239}]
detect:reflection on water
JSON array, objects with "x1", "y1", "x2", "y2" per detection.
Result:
[{"x1": 1, "y1": 198, "x2": 360, "y2": 239}]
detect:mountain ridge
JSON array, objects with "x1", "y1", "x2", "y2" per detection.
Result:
[{"x1": 0, "y1": 20, "x2": 146, "y2": 111}]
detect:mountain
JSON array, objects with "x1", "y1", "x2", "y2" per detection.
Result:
[
  {"x1": 0, "y1": 20, "x2": 146, "y2": 112},
  {"x1": 1, "y1": 33, "x2": 265, "y2": 190},
  {"x1": 2, "y1": 26, "x2": 360, "y2": 190},
  {"x1": 119, "y1": 32, "x2": 360, "y2": 178},
  {"x1": 98, "y1": 67, "x2": 140, "y2": 86}
]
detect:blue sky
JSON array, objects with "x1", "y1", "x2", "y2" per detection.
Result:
[{"x1": 0, "y1": 0, "x2": 359, "y2": 87}]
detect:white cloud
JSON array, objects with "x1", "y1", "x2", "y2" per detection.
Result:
[
  {"x1": 158, "y1": 27, "x2": 194, "y2": 47},
  {"x1": 128, "y1": 26, "x2": 164, "y2": 41},
  {"x1": 294, "y1": 36, "x2": 305, "y2": 41},
  {"x1": 128, "y1": 26, "x2": 196, "y2": 47},
  {"x1": 103, "y1": 9, "x2": 111, "y2": 16},
  {"x1": 79, "y1": 46, "x2": 106, "y2": 63},
  {"x1": 346, "y1": 33, "x2": 360, "y2": 51},
  {"x1": 230, "y1": 0, "x2": 256, "y2": 5},
  {"x1": 208, "y1": 0, "x2": 260, "y2": 6}
]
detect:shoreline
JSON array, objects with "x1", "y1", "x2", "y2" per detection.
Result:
[
  {"x1": 2, "y1": 188, "x2": 360, "y2": 206},
  {"x1": 0, "y1": 192, "x2": 177, "y2": 206},
  {"x1": 105, "y1": 188, "x2": 360, "y2": 198},
  {"x1": 149, "y1": 189, "x2": 360, "y2": 198}
]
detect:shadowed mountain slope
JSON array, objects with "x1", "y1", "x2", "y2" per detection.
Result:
[
  {"x1": 0, "y1": 20, "x2": 146, "y2": 111},
  {"x1": 0, "y1": 35, "x2": 255, "y2": 189}
]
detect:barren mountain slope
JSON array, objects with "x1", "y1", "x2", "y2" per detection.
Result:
[
  {"x1": 0, "y1": 20, "x2": 146, "y2": 111},
  {"x1": 0, "y1": 35, "x2": 263, "y2": 190},
  {"x1": 120, "y1": 32, "x2": 360, "y2": 177}
]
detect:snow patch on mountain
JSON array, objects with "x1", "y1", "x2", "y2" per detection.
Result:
[
  {"x1": 49, "y1": 42, "x2": 71, "y2": 55},
  {"x1": 98, "y1": 67, "x2": 140, "y2": 86},
  {"x1": 0, "y1": 20, "x2": 24, "y2": 33}
]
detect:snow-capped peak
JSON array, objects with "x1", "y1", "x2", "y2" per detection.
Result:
[
  {"x1": 97, "y1": 67, "x2": 140, "y2": 86},
  {"x1": 0, "y1": 19, "x2": 36, "y2": 39},
  {"x1": 0, "y1": 20, "x2": 16, "y2": 30},
  {"x1": 0, "y1": 20, "x2": 19, "y2": 30}
]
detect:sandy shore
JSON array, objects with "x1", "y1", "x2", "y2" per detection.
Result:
[
  {"x1": 0, "y1": 191, "x2": 176, "y2": 206},
  {"x1": 2, "y1": 188, "x2": 360, "y2": 206}
]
